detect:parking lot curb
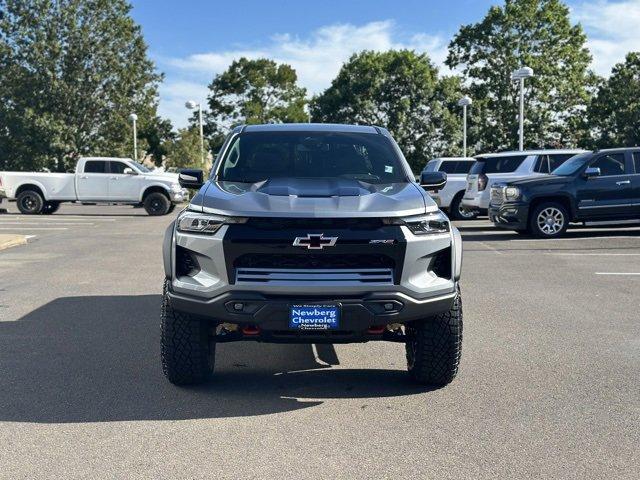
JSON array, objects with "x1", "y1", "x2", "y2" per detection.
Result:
[{"x1": 0, "y1": 234, "x2": 27, "y2": 251}]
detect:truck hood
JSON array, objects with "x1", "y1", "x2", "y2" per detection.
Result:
[
  {"x1": 509, "y1": 175, "x2": 571, "y2": 188},
  {"x1": 190, "y1": 178, "x2": 434, "y2": 218},
  {"x1": 141, "y1": 173, "x2": 180, "y2": 184}
]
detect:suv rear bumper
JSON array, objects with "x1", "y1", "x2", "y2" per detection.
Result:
[
  {"x1": 489, "y1": 202, "x2": 529, "y2": 230},
  {"x1": 167, "y1": 287, "x2": 456, "y2": 341}
]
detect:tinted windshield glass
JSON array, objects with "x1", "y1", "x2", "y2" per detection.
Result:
[
  {"x1": 218, "y1": 132, "x2": 407, "y2": 184},
  {"x1": 551, "y1": 153, "x2": 591, "y2": 176},
  {"x1": 470, "y1": 155, "x2": 527, "y2": 174}
]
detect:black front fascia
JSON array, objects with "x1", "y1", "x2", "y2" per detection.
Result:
[{"x1": 223, "y1": 219, "x2": 407, "y2": 284}]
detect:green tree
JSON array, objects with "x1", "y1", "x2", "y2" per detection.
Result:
[
  {"x1": 202, "y1": 58, "x2": 308, "y2": 149},
  {"x1": 164, "y1": 127, "x2": 206, "y2": 170},
  {"x1": 311, "y1": 50, "x2": 463, "y2": 171},
  {"x1": 139, "y1": 116, "x2": 175, "y2": 166},
  {"x1": 584, "y1": 52, "x2": 640, "y2": 148},
  {"x1": 446, "y1": 0, "x2": 595, "y2": 152},
  {"x1": 0, "y1": 0, "x2": 162, "y2": 171}
]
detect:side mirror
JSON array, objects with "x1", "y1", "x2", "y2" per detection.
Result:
[
  {"x1": 123, "y1": 167, "x2": 136, "y2": 175},
  {"x1": 420, "y1": 171, "x2": 447, "y2": 192},
  {"x1": 179, "y1": 169, "x2": 204, "y2": 189},
  {"x1": 584, "y1": 167, "x2": 601, "y2": 179}
]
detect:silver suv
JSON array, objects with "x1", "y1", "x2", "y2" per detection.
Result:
[
  {"x1": 462, "y1": 149, "x2": 585, "y2": 213},
  {"x1": 162, "y1": 124, "x2": 463, "y2": 387}
]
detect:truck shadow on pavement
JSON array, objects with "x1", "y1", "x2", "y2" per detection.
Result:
[{"x1": 0, "y1": 295, "x2": 425, "y2": 424}]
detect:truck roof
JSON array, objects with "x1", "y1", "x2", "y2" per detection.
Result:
[
  {"x1": 80, "y1": 157, "x2": 134, "y2": 161},
  {"x1": 237, "y1": 123, "x2": 381, "y2": 135},
  {"x1": 475, "y1": 149, "x2": 585, "y2": 158}
]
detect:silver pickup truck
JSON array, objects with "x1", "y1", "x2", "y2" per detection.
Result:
[
  {"x1": 0, "y1": 157, "x2": 187, "y2": 215},
  {"x1": 161, "y1": 123, "x2": 464, "y2": 387}
]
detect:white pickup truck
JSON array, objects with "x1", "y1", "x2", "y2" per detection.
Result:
[{"x1": 0, "y1": 157, "x2": 187, "y2": 215}]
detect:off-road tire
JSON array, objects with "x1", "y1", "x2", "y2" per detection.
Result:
[
  {"x1": 161, "y1": 280, "x2": 214, "y2": 385},
  {"x1": 529, "y1": 201, "x2": 569, "y2": 238},
  {"x1": 450, "y1": 193, "x2": 478, "y2": 220},
  {"x1": 144, "y1": 192, "x2": 171, "y2": 216},
  {"x1": 406, "y1": 286, "x2": 463, "y2": 387},
  {"x1": 42, "y1": 201, "x2": 60, "y2": 214},
  {"x1": 16, "y1": 190, "x2": 44, "y2": 214}
]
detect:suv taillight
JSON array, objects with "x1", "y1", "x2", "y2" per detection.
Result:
[{"x1": 478, "y1": 173, "x2": 488, "y2": 191}]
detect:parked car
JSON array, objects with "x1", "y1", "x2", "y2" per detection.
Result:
[
  {"x1": 162, "y1": 123, "x2": 463, "y2": 387},
  {"x1": 462, "y1": 149, "x2": 585, "y2": 214},
  {"x1": 0, "y1": 157, "x2": 187, "y2": 215},
  {"x1": 422, "y1": 157, "x2": 477, "y2": 219},
  {"x1": 489, "y1": 148, "x2": 640, "y2": 238}
]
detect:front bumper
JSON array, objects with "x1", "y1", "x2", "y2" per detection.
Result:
[
  {"x1": 489, "y1": 202, "x2": 529, "y2": 230},
  {"x1": 167, "y1": 287, "x2": 456, "y2": 340},
  {"x1": 170, "y1": 188, "x2": 189, "y2": 203}
]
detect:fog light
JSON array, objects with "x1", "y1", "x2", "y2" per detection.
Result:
[
  {"x1": 383, "y1": 303, "x2": 394, "y2": 311},
  {"x1": 233, "y1": 303, "x2": 244, "y2": 311}
]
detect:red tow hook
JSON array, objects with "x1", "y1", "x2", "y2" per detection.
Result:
[
  {"x1": 242, "y1": 325, "x2": 260, "y2": 336},
  {"x1": 367, "y1": 326, "x2": 385, "y2": 335}
]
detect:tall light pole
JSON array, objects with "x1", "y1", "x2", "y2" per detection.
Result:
[
  {"x1": 186, "y1": 100, "x2": 205, "y2": 168},
  {"x1": 457, "y1": 96, "x2": 472, "y2": 157},
  {"x1": 128, "y1": 113, "x2": 138, "y2": 161},
  {"x1": 511, "y1": 66, "x2": 534, "y2": 151}
]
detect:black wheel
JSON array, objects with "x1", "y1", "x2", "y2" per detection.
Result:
[
  {"x1": 167, "y1": 203, "x2": 176, "y2": 214},
  {"x1": 42, "y1": 201, "x2": 60, "y2": 214},
  {"x1": 529, "y1": 202, "x2": 568, "y2": 238},
  {"x1": 449, "y1": 193, "x2": 478, "y2": 220},
  {"x1": 406, "y1": 286, "x2": 463, "y2": 387},
  {"x1": 161, "y1": 280, "x2": 215, "y2": 385},
  {"x1": 144, "y1": 192, "x2": 170, "y2": 216},
  {"x1": 16, "y1": 190, "x2": 44, "y2": 214}
]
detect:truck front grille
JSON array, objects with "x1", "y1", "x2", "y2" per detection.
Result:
[{"x1": 235, "y1": 268, "x2": 394, "y2": 285}]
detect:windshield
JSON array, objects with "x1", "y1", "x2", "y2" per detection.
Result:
[
  {"x1": 551, "y1": 153, "x2": 591, "y2": 176},
  {"x1": 131, "y1": 161, "x2": 151, "y2": 173},
  {"x1": 217, "y1": 132, "x2": 408, "y2": 184},
  {"x1": 469, "y1": 155, "x2": 527, "y2": 174}
]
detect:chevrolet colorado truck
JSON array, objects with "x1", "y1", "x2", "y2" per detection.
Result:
[
  {"x1": 162, "y1": 124, "x2": 463, "y2": 387},
  {"x1": 0, "y1": 157, "x2": 187, "y2": 215}
]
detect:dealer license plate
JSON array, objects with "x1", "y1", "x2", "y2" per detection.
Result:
[{"x1": 289, "y1": 304, "x2": 340, "y2": 330}]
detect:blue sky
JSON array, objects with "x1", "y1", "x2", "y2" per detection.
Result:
[{"x1": 129, "y1": 0, "x2": 640, "y2": 128}]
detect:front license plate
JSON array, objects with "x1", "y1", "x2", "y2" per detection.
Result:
[{"x1": 289, "y1": 304, "x2": 340, "y2": 330}]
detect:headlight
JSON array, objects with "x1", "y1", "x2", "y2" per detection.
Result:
[
  {"x1": 384, "y1": 211, "x2": 450, "y2": 235},
  {"x1": 177, "y1": 211, "x2": 247, "y2": 235},
  {"x1": 504, "y1": 186, "x2": 521, "y2": 201}
]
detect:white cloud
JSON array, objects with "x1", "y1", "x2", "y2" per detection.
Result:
[
  {"x1": 572, "y1": 0, "x2": 640, "y2": 75},
  {"x1": 160, "y1": 21, "x2": 448, "y2": 128}
]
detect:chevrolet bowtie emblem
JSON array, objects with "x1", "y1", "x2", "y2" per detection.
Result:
[{"x1": 293, "y1": 233, "x2": 338, "y2": 250}]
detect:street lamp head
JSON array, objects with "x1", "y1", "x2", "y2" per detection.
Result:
[
  {"x1": 511, "y1": 66, "x2": 534, "y2": 81},
  {"x1": 185, "y1": 100, "x2": 199, "y2": 110},
  {"x1": 458, "y1": 96, "x2": 473, "y2": 107},
  {"x1": 128, "y1": 113, "x2": 138, "y2": 122}
]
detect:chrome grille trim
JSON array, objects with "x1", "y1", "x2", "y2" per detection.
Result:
[
  {"x1": 235, "y1": 268, "x2": 394, "y2": 285},
  {"x1": 490, "y1": 186, "x2": 505, "y2": 205}
]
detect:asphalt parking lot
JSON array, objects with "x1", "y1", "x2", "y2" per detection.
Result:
[{"x1": 0, "y1": 203, "x2": 638, "y2": 479}]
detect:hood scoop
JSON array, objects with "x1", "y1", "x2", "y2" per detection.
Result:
[{"x1": 253, "y1": 178, "x2": 373, "y2": 197}]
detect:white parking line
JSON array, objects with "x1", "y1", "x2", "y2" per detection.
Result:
[
  {"x1": 511, "y1": 235, "x2": 640, "y2": 242},
  {"x1": 0, "y1": 221, "x2": 95, "y2": 226},
  {"x1": 0, "y1": 227, "x2": 68, "y2": 230},
  {"x1": 547, "y1": 253, "x2": 640, "y2": 256},
  {"x1": 595, "y1": 272, "x2": 640, "y2": 276}
]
